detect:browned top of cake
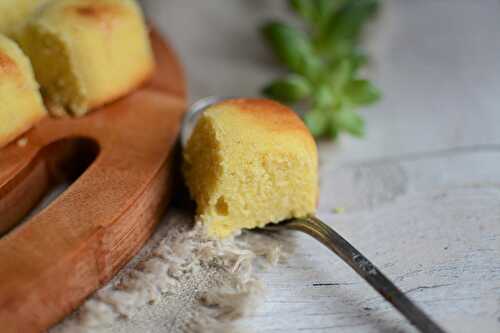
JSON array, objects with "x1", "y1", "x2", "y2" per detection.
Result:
[
  {"x1": 0, "y1": 51, "x2": 18, "y2": 75},
  {"x1": 68, "y1": 2, "x2": 126, "y2": 20},
  {"x1": 216, "y1": 98, "x2": 312, "y2": 136}
]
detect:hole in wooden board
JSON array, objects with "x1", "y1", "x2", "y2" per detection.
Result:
[{"x1": 0, "y1": 137, "x2": 99, "y2": 236}]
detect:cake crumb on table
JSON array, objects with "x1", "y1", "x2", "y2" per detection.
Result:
[
  {"x1": 332, "y1": 207, "x2": 345, "y2": 214},
  {"x1": 17, "y1": 137, "x2": 28, "y2": 147}
]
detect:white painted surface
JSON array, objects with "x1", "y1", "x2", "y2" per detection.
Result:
[{"x1": 138, "y1": 1, "x2": 500, "y2": 331}]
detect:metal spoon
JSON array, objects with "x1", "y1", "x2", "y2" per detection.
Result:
[{"x1": 181, "y1": 97, "x2": 446, "y2": 333}]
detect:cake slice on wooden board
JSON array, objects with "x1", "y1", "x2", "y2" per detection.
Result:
[
  {"x1": 183, "y1": 99, "x2": 318, "y2": 238},
  {"x1": 0, "y1": 34, "x2": 46, "y2": 148},
  {"x1": 16, "y1": 0, "x2": 155, "y2": 116}
]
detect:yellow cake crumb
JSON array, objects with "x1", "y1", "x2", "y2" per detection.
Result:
[
  {"x1": 17, "y1": 137, "x2": 29, "y2": 147},
  {"x1": 183, "y1": 99, "x2": 318, "y2": 238},
  {"x1": 332, "y1": 207, "x2": 345, "y2": 214}
]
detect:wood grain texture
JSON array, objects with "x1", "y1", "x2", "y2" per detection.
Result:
[{"x1": 0, "y1": 29, "x2": 186, "y2": 332}]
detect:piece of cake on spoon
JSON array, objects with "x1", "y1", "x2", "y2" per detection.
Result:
[{"x1": 182, "y1": 98, "x2": 318, "y2": 238}]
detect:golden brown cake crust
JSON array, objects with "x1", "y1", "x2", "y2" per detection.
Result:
[
  {"x1": 219, "y1": 99, "x2": 306, "y2": 130},
  {"x1": 67, "y1": 2, "x2": 127, "y2": 19},
  {"x1": 0, "y1": 51, "x2": 17, "y2": 73},
  {"x1": 65, "y1": 2, "x2": 131, "y2": 35},
  {"x1": 0, "y1": 41, "x2": 46, "y2": 148},
  {"x1": 217, "y1": 98, "x2": 316, "y2": 147}
]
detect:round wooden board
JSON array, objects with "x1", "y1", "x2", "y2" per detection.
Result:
[{"x1": 0, "y1": 29, "x2": 186, "y2": 332}]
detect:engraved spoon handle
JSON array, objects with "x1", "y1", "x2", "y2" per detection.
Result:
[{"x1": 281, "y1": 216, "x2": 446, "y2": 333}]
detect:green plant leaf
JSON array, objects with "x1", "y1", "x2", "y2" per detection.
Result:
[
  {"x1": 326, "y1": 122, "x2": 340, "y2": 140},
  {"x1": 319, "y1": 0, "x2": 379, "y2": 56},
  {"x1": 313, "y1": 84, "x2": 334, "y2": 109},
  {"x1": 260, "y1": 0, "x2": 381, "y2": 141},
  {"x1": 262, "y1": 75, "x2": 312, "y2": 103},
  {"x1": 289, "y1": 0, "x2": 316, "y2": 22},
  {"x1": 261, "y1": 21, "x2": 319, "y2": 77},
  {"x1": 329, "y1": 58, "x2": 353, "y2": 92},
  {"x1": 304, "y1": 109, "x2": 329, "y2": 137},
  {"x1": 350, "y1": 48, "x2": 369, "y2": 72},
  {"x1": 313, "y1": 0, "x2": 346, "y2": 32},
  {"x1": 330, "y1": 0, "x2": 379, "y2": 39},
  {"x1": 331, "y1": 107, "x2": 365, "y2": 137},
  {"x1": 345, "y1": 79, "x2": 381, "y2": 105},
  {"x1": 289, "y1": 0, "x2": 345, "y2": 34}
]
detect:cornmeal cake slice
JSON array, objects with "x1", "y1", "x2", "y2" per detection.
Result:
[
  {"x1": 0, "y1": 0, "x2": 50, "y2": 36},
  {"x1": 0, "y1": 34, "x2": 46, "y2": 148},
  {"x1": 183, "y1": 99, "x2": 318, "y2": 238},
  {"x1": 16, "y1": 0, "x2": 155, "y2": 116}
]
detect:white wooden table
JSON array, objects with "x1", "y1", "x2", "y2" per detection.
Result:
[{"x1": 141, "y1": 1, "x2": 500, "y2": 332}]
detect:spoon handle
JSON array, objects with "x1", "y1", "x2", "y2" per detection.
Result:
[{"x1": 282, "y1": 216, "x2": 446, "y2": 333}]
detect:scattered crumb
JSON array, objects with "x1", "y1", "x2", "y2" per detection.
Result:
[
  {"x1": 45, "y1": 97, "x2": 68, "y2": 117},
  {"x1": 332, "y1": 207, "x2": 345, "y2": 214},
  {"x1": 17, "y1": 137, "x2": 28, "y2": 147}
]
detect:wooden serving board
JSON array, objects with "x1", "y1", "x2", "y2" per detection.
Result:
[{"x1": 0, "y1": 29, "x2": 186, "y2": 332}]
